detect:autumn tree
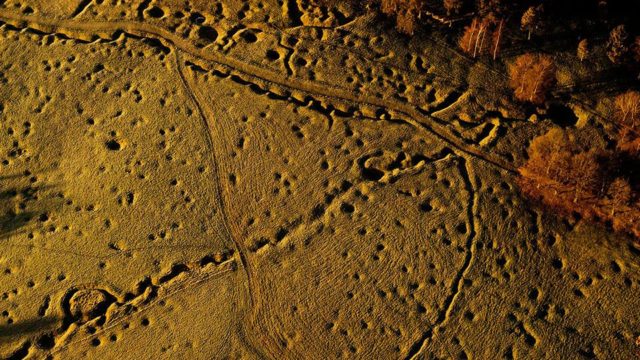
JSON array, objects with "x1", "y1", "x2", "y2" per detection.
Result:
[
  {"x1": 476, "y1": 0, "x2": 506, "y2": 15},
  {"x1": 633, "y1": 36, "x2": 640, "y2": 63},
  {"x1": 508, "y1": 53, "x2": 557, "y2": 104},
  {"x1": 381, "y1": 0, "x2": 424, "y2": 35},
  {"x1": 458, "y1": 15, "x2": 503, "y2": 59},
  {"x1": 615, "y1": 91, "x2": 640, "y2": 129},
  {"x1": 633, "y1": 36, "x2": 640, "y2": 80},
  {"x1": 525, "y1": 127, "x2": 572, "y2": 181},
  {"x1": 521, "y1": 5, "x2": 542, "y2": 40},
  {"x1": 607, "y1": 25, "x2": 630, "y2": 64},
  {"x1": 519, "y1": 128, "x2": 640, "y2": 239},
  {"x1": 614, "y1": 91, "x2": 640, "y2": 153},
  {"x1": 577, "y1": 39, "x2": 589, "y2": 62},
  {"x1": 444, "y1": 0, "x2": 463, "y2": 16},
  {"x1": 491, "y1": 18, "x2": 504, "y2": 60},
  {"x1": 570, "y1": 151, "x2": 601, "y2": 203},
  {"x1": 459, "y1": 17, "x2": 485, "y2": 57},
  {"x1": 607, "y1": 178, "x2": 632, "y2": 215},
  {"x1": 520, "y1": 129, "x2": 600, "y2": 204}
]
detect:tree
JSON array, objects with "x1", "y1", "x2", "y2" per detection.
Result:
[
  {"x1": 607, "y1": 178, "x2": 632, "y2": 215},
  {"x1": 548, "y1": 150, "x2": 573, "y2": 184},
  {"x1": 577, "y1": 39, "x2": 589, "y2": 62},
  {"x1": 459, "y1": 18, "x2": 483, "y2": 57},
  {"x1": 521, "y1": 6, "x2": 542, "y2": 40},
  {"x1": 491, "y1": 17, "x2": 504, "y2": 60},
  {"x1": 395, "y1": 8, "x2": 418, "y2": 35},
  {"x1": 526, "y1": 128, "x2": 572, "y2": 179},
  {"x1": 607, "y1": 25, "x2": 630, "y2": 64},
  {"x1": 508, "y1": 53, "x2": 557, "y2": 104},
  {"x1": 633, "y1": 36, "x2": 640, "y2": 79},
  {"x1": 458, "y1": 15, "x2": 503, "y2": 59},
  {"x1": 614, "y1": 91, "x2": 640, "y2": 129},
  {"x1": 381, "y1": 0, "x2": 424, "y2": 35},
  {"x1": 444, "y1": 0, "x2": 463, "y2": 16},
  {"x1": 614, "y1": 91, "x2": 640, "y2": 154},
  {"x1": 570, "y1": 151, "x2": 601, "y2": 203},
  {"x1": 519, "y1": 127, "x2": 640, "y2": 239},
  {"x1": 477, "y1": 0, "x2": 506, "y2": 16},
  {"x1": 459, "y1": 18, "x2": 478, "y2": 56}
]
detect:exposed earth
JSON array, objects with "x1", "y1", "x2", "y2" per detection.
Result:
[{"x1": 0, "y1": 1, "x2": 639, "y2": 359}]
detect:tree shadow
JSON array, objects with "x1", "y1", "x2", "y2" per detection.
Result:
[
  {"x1": 0, "y1": 317, "x2": 60, "y2": 339},
  {"x1": 0, "y1": 211, "x2": 37, "y2": 240},
  {"x1": 0, "y1": 174, "x2": 58, "y2": 241},
  {"x1": 1, "y1": 317, "x2": 61, "y2": 359}
]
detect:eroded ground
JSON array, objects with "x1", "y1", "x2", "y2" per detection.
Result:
[{"x1": 0, "y1": 1, "x2": 639, "y2": 359}]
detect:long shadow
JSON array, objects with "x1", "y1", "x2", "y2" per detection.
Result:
[
  {"x1": 0, "y1": 184, "x2": 54, "y2": 201},
  {"x1": 0, "y1": 174, "x2": 29, "y2": 181},
  {"x1": 0, "y1": 317, "x2": 59, "y2": 338},
  {"x1": 0, "y1": 211, "x2": 37, "y2": 241},
  {"x1": 0, "y1": 175, "x2": 58, "y2": 241},
  {"x1": 1, "y1": 317, "x2": 61, "y2": 360}
]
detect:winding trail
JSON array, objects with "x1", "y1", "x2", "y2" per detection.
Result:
[
  {"x1": 0, "y1": 9, "x2": 517, "y2": 175},
  {"x1": 174, "y1": 49, "x2": 255, "y2": 308},
  {"x1": 405, "y1": 157, "x2": 480, "y2": 359},
  {"x1": 173, "y1": 49, "x2": 267, "y2": 358}
]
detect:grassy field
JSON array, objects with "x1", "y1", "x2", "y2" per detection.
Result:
[{"x1": 0, "y1": 0, "x2": 639, "y2": 358}]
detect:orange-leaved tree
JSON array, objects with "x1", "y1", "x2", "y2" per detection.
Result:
[
  {"x1": 381, "y1": 0, "x2": 425, "y2": 35},
  {"x1": 525, "y1": 127, "x2": 572, "y2": 182},
  {"x1": 443, "y1": 0, "x2": 463, "y2": 16},
  {"x1": 607, "y1": 24, "x2": 630, "y2": 64},
  {"x1": 458, "y1": 15, "x2": 504, "y2": 59},
  {"x1": 519, "y1": 128, "x2": 640, "y2": 239},
  {"x1": 614, "y1": 90, "x2": 640, "y2": 154},
  {"x1": 577, "y1": 39, "x2": 589, "y2": 62},
  {"x1": 607, "y1": 178, "x2": 633, "y2": 216},
  {"x1": 520, "y1": 5, "x2": 543, "y2": 40},
  {"x1": 569, "y1": 151, "x2": 602, "y2": 203},
  {"x1": 508, "y1": 53, "x2": 557, "y2": 104}
]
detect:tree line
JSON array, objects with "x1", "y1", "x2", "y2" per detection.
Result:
[{"x1": 312, "y1": 0, "x2": 640, "y2": 103}]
